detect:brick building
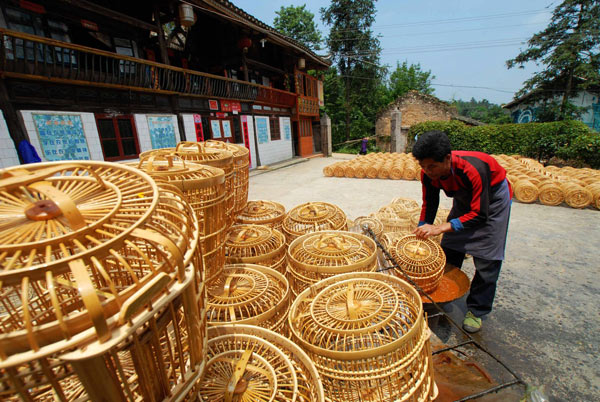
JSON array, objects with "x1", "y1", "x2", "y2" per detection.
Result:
[{"x1": 375, "y1": 90, "x2": 483, "y2": 152}]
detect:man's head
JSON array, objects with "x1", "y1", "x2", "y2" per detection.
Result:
[{"x1": 412, "y1": 130, "x2": 452, "y2": 180}]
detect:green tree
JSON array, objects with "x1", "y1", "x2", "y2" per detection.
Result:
[
  {"x1": 321, "y1": 0, "x2": 384, "y2": 143},
  {"x1": 387, "y1": 61, "x2": 435, "y2": 101},
  {"x1": 452, "y1": 98, "x2": 511, "y2": 124},
  {"x1": 506, "y1": 0, "x2": 600, "y2": 121},
  {"x1": 273, "y1": 5, "x2": 322, "y2": 50}
]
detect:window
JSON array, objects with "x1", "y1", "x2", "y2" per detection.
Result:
[
  {"x1": 269, "y1": 117, "x2": 281, "y2": 140},
  {"x1": 95, "y1": 115, "x2": 140, "y2": 161}
]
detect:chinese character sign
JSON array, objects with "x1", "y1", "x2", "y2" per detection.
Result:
[
  {"x1": 33, "y1": 114, "x2": 90, "y2": 161},
  {"x1": 147, "y1": 116, "x2": 177, "y2": 149},
  {"x1": 281, "y1": 117, "x2": 291, "y2": 141},
  {"x1": 255, "y1": 116, "x2": 269, "y2": 144}
]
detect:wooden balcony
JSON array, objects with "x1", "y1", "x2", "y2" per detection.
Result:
[{"x1": 0, "y1": 29, "x2": 297, "y2": 108}]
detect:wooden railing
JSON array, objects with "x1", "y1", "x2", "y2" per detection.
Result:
[{"x1": 0, "y1": 29, "x2": 297, "y2": 108}]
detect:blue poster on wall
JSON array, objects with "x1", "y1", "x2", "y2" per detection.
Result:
[
  {"x1": 33, "y1": 114, "x2": 90, "y2": 161},
  {"x1": 147, "y1": 116, "x2": 177, "y2": 149},
  {"x1": 281, "y1": 117, "x2": 291, "y2": 140},
  {"x1": 255, "y1": 116, "x2": 269, "y2": 144}
]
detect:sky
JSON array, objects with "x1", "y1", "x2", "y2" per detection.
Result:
[{"x1": 232, "y1": 0, "x2": 557, "y2": 105}]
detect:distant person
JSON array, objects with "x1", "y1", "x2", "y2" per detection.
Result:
[
  {"x1": 359, "y1": 137, "x2": 368, "y2": 155},
  {"x1": 412, "y1": 130, "x2": 512, "y2": 333}
]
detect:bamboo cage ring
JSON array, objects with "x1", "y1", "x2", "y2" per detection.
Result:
[
  {"x1": 225, "y1": 224, "x2": 287, "y2": 274},
  {"x1": 235, "y1": 200, "x2": 286, "y2": 230},
  {"x1": 282, "y1": 202, "x2": 347, "y2": 243}
]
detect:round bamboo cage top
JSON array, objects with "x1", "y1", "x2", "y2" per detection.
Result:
[
  {"x1": 0, "y1": 162, "x2": 201, "y2": 357},
  {"x1": 352, "y1": 216, "x2": 384, "y2": 239},
  {"x1": 205, "y1": 264, "x2": 289, "y2": 331},
  {"x1": 390, "y1": 197, "x2": 420, "y2": 211},
  {"x1": 198, "y1": 324, "x2": 325, "y2": 402},
  {"x1": 235, "y1": 200, "x2": 286, "y2": 230},
  {"x1": 389, "y1": 235, "x2": 446, "y2": 293},
  {"x1": 203, "y1": 140, "x2": 250, "y2": 214},
  {"x1": 225, "y1": 224, "x2": 286, "y2": 274},
  {"x1": 281, "y1": 202, "x2": 347, "y2": 243},
  {"x1": 288, "y1": 272, "x2": 435, "y2": 402},
  {"x1": 287, "y1": 231, "x2": 378, "y2": 296}
]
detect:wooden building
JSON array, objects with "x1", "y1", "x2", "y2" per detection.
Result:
[{"x1": 0, "y1": 0, "x2": 329, "y2": 169}]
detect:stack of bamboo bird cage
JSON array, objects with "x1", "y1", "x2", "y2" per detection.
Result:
[
  {"x1": 281, "y1": 202, "x2": 347, "y2": 244},
  {"x1": 288, "y1": 272, "x2": 437, "y2": 401},
  {"x1": 388, "y1": 235, "x2": 447, "y2": 293},
  {"x1": 235, "y1": 200, "x2": 286, "y2": 230},
  {"x1": 0, "y1": 162, "x2": 206, "y2": 401},
  {"x1": 225, "y1": 224, "x2": 287, "y2": 275},
  {"x1": 205, "y1": 264, "x2": 290, "y2": 334},
  {"x1": 195, "y1": 324, "x2": 324, "y2": 401},
  {"x1": 286, "y1": 231, "x2": 378, "y2": 298},
  {"x1": 495, "y1": 154, "x2": 600, "y2": 209},
  {"x1": 323, "y1": 152, "x2": 423, "y2": 181},
  {"x1": 131, "y1": 152, "x2": 227, "y2": 281},
  {"x1": 202, "y1": 140, "x2": 250, "y2": 215},
  {"x1": 350, "y1": 216, "x2": 384, "y2": 240}
]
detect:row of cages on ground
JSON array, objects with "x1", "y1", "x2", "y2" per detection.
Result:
[{"x1": 0, "y1": 154, "x2": 442, "y2": 400}]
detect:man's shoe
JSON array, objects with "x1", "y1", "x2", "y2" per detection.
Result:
[{"x1": 463, "y1": 311, "x2": 482, "y2": 333}]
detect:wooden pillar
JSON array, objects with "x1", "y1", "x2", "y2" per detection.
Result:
[
  {"x1": 0, "y1": 80, "x2": 27, "y2": 162},
  {"x1": 320, "y1": 112, "x2": 332, "y2": 157},
  {"x1": 241, "y1": 51, "x2": 249, "y2": 82},
  {"x1": 154, "y1": 3, "x2": 170, "y2": 66}
]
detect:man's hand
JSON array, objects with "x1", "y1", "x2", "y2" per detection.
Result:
[{"x1": 413, "y1": 222, "x2": 452, "y2": 240}]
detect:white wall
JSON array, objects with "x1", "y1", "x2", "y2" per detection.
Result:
[
  {"x1": 133, "y1": 114, "x2": 180, "y2": 153},
  {"x1": 21, "y1": 110, "x2": 104, "y2": 162},
  {"x1": 253, "y1": 115, "x2": 293, "y2": 166},
  {"x1": 0, "y1": 111, "x2": 21, "y2": 168}
]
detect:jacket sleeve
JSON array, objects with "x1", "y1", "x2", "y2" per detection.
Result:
[{"x1": 419, "y1": 173, "x2": 440, "y2": 226}]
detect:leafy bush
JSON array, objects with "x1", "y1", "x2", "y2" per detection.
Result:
[{"x1": 408, "y1": 120, "x2": 599, "y2": 168}]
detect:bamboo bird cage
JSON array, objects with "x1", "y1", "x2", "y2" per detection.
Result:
[
  {"x1": 202, "y1": 140, "x2": 250, "y2": 215},
  {"x1": 225, "y1": 224, "x2": 287, "y2": 275},
  {"x1": 288, "y1": 272, "x2": 437, "y2": 402},
  {"x1": 350, "y1": 216, "x2": 384, "y2": 240},
  {"x1": 281, "y1": 202, "x2": 347, "y2": 244},
  {"x1": 235, "y1": 200, "x2": 286, "y2": 231},
  {"x1": 0, "y1": 162, "x2": 206, "y2": 401},
  {"x1": 130, "y1": 153, "x2": 227, "y2": 281},
  {"x1": 286, "y1": 231, "x2": 378, "y2": 298},
  {"x1": 205, "y1": 264, "x2": 290, "y2": 334},
  {"x1": 388, "y1": 235, "x2": 446, "y2": 293},
  {"x1": 194, "y1": 324, "x2": 324, "y2": 402}
]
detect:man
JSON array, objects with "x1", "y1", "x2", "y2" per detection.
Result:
[{"x1": 412, "y1": 130, "x2": 512, "y2": 333}]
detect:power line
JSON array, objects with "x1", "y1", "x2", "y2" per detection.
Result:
[
  {"x1": 330, "y1": 9, "x2": 550, "y2": 33},
  {"x1": 328, "y1": 22, "x2": 547, "y2": 42}
]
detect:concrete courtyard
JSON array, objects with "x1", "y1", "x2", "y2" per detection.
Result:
[{"x1": 248, "y1": 154, "x2": 600, "y2": 402}]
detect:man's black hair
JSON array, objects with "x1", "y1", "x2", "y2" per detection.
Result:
[{"x1": 412, "y1": 130, "x2": 452, "y2": 162}]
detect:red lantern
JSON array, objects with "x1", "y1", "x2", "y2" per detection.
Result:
[{"x1": 237, "y1": 37, "x2": 252, "y2": 51}]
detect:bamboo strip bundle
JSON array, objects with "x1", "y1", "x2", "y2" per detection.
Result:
[
  {"x1": 389, "y1": 164, "x2": 404, "y2": 180},
  {"x1": 236, "y1": 200, "x2": 286, "y2": 230},
  {"x1": 354, "y1": 164, "x2": 367, "y2": 178},
  {"x1": 225, "y1": 224, "x2": 287, "y2": 274},
  {"x1": 562, "y1": 183, "x2": 593, "y2": 209},
  {"x1": 323, "y1": 163, "x2": 336, "y2": 177},
  {"x1": 343, "y1": 164, "x2": 356, "y2": 178},
  {"x1": 514, "y1": 179, "x2": 539, "y2": 203},
  {"x1": 366, "y1": 163, "x2": 380, "y2": 178},
  {"x1": 538, "y1": 181, "x2": 565, "y2": 206},
  {"x1": 205, "y1": 264, "x2": 290, "y2": 333},
  {"x1": 587, "y1": 183, "x2": 600, "y2": 210},
  {"x1": 195, "y1": 324, "x2": 325, "y2": 401},
  {"x1": 334, "y1": 163, "x2": 346, "y2": 177},
  {"x1": 288, "y1": 272, "x2": 437, "y2": 402},
  {"x1": 377, "y1": 163, "x2": 392, "y2": 179},
  {"x1": 286, "y1": 231, "x2": 378, "y2": 297}
]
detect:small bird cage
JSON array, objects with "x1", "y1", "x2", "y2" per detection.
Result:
[
  {"x1": 281, "y1": 202, "x2": 347, "y2": 244},
  {"x1": 203, "y1": 140, "x2": 250, "y2": 215},
  {"x1": 225, "y1": 224, "x2": 287, "y2": 275},
  {"x1": 194, "y1": 324, "x2": 325, "y2": 402},
  {"x1": 205, "y1": 264, "x2": 289, "y2": 333},
  {"x1": 374, "y1": 208, "x2": 415, "y2": 234},
  {"x1": 391, "y1": 197, "x2": 420, "y2": 210},
  {"x1": 287, "y1": 231, "x2": 378, "y2": 297},
  {"x1": 288, "y1": 272, "x2": 437, "y2": 402},
  {"x1": 0, "y1": 162, "x2": 206, "y2": 400},
  {"x1": 131, "y1": 152, "x2": 227, "y2": 281},
  {"x1": 389, "y1": 234, "x2": 446, "y2": 293},
  {"x1": 235, "y1": 200, "x2": 286, "y2": 230},
  {"x1": 352, "y1": 215, "x2": 384, "y2": 239}
]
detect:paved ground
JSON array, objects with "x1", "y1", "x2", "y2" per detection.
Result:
[{"x1": 248, "y1": 154, "x2": 600, "y2": 402}]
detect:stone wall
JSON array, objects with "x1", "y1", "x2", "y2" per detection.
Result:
[{"x1": 376, "y1": 91, "x2": 456, "y2": 152}]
